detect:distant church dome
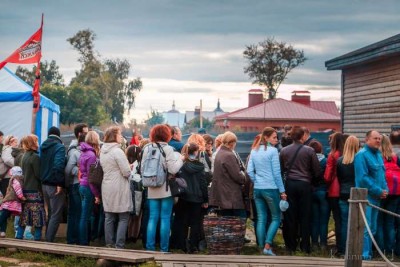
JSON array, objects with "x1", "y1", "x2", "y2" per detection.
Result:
[
  {"x1": 214, "y1": 98, "x2": 224, "y2": 112},
  {"x1": 167, "y1": 100, "x2": 179, "y2": 113}
]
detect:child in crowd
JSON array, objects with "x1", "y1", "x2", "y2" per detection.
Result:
[{"x1": 0, "y1": 166, "x2": 26, "y2": 237}]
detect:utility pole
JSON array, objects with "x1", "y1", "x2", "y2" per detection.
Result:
[{"x1": 200, "y1": 99, "x2": 203, "y2": 129}]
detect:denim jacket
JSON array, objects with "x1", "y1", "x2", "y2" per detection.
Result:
[{"x1": 354, "y1": 145, "x2": 388, "y2": 201}]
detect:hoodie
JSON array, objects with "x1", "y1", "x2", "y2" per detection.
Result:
[
  {"x1": 79, "y1": 142, "x2": 100, "y2": 198},
  {"x1": 65, "y1": 140, "x2": 80, "y2": 186},
  {"x1": 40, "y1": 135, "x2": 65, "y2": 187},
  {"x1": 179, "y1": 160, "x2": 208, "y2": 203}
]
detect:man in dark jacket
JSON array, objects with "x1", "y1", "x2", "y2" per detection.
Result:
[{"x1": 40, "y1": 126, "x2": 66, "y2": 242}]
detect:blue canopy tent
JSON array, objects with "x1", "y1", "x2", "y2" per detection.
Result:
[{"x1": 0, "y1": 67, "x2": 60, "y2": 144}]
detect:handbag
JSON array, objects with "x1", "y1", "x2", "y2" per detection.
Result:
[
  {"x1": 168, "y1": 175, "x2": 188, "y2": 197},
  {"x1": 88, "y1": 159, "x2": 104, "y2": 186}
]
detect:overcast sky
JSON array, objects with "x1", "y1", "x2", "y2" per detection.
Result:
[{"x1": 1, "y1": 0, "x2": 399, "y2": 123}]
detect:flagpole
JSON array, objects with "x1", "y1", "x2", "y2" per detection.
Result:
[{"x1": 31, "y1": 14, "x2": 44, "y2": 135}]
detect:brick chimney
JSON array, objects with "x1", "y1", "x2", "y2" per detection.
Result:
[
  {"x1": 291, "y1": 90, "x2": 311, "y2": 106},
  {"x1": 194, "y1": 106, "x2": 200, "y2": 116},
  {"x1": 248, "y1": 89, "x2": 264, "y2": 107}
]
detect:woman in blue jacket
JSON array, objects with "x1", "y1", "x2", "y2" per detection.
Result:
[{"x1": 247, "y1": 127, "x2": 286, "y2": 256}]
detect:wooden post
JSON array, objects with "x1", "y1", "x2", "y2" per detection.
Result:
[{"x1": 345, "y1": 187, "x2": 367, "y2": 267}]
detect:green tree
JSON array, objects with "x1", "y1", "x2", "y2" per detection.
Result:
[
  {"x1": 40, "y1": 83, "x2": 108, "y2": 126},
  {"x1": 146, "y1": 109, "x2": 165, "y2": 127},
  {"x1": 16, "y1": 60, "x2": 64, "y2": 86},
  {"x1": 40, "y1": 84, "x2": 69, "y2": 124},
  {"x1": 64, "y1": 84, "x2": 108, "y2": 126},
  {"x1": 67, "y1": 29, "x2": 142, "y2": 122},
  {"x1": 243, "y1": 38, "x2": 307, "y2": 99}
]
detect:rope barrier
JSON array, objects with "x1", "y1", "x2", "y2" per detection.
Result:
[
  {"x1": 347, "y1": 199, "x2": 369, "y2": 203},
  {"x1": 358, "y1": 203, "x2": 398, "y2": 267},
  {"x1": 367, "y1": 202, "x2": 400, "y2": 219}
]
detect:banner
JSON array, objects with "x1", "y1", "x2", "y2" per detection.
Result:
[
  {"x1": 0, "y1": 22, "x2": 43, "y2": 69},
  {"x1": 0, "y1": 15, "x2": 43, "y2": 112}
]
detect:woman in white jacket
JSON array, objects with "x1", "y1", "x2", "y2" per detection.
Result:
[
  {"x1": 142, "y1": 124, "x2": 183, "y2": 252},
  {"x1": 1, "y1": 135, "x2": 18, "y2": 196},
  {"x1": 100, "y1": 126, "x2": 132, "y2": 249}
]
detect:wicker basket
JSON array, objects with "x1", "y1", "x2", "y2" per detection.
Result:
[{"x1": 203, "y1": 215, "x2": 246, "y2": 255}]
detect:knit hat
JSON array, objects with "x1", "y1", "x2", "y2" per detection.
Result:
[
  {"x1": 10, "y1": 166, "x2": 23, "y2": 177},
  {"x1": 279, "y1": 200, "x2": 289, "y2": 212},
  {"x1": 48, "y1": 126, "x2": 61, "y2": 137}
]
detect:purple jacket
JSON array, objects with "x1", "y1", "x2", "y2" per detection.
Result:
[{"x1": 79, "y1": 142, "x2": 100, "y2": 198}]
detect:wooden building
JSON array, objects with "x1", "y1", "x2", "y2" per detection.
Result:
[{"x1": 325, "y1": 34, "x2": 400, "y2": 139}]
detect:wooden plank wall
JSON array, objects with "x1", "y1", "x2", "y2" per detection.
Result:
[{"x1": 343, "y1": 57, "x2": 400, "y2": 139}]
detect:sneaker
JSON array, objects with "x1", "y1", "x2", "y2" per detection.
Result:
[
  {"x1": 263, "y1": 248, "x2": 276, "y2": 256},
  {"x1": 24, "y1": 232, "x2": 34, "y2": 240},
  {"x1": 0, "y1": 232, "x2": 5, "y2": 238}
]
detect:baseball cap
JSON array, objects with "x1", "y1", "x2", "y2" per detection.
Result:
[{"x1": 279, "y1": 200, "x2": 289, "y2": 212}]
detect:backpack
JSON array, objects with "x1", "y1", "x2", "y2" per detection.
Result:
[
  {"x1": 88, "y1": 159, "x2": 104, "y2": 186},
  {"x1": 140, "y1": 143, "x2": 168, "y2": 188}
]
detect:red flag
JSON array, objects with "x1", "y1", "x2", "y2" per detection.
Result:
[
  {"x1": 0, "y1": 15, "x2": 43, "y2": 112},
  {"x1": 0, "y1": 19, "x2": 43, "y2": 69}
]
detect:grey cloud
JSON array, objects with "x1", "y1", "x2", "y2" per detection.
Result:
[
  {"x1": 1, "y1": 0, "x2": 400, "y2": 91},
  {"x1": 155, "y1": 87, "x2": 214, "y2": 94}
]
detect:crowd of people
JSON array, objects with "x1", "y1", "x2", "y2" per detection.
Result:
[{"x1": 0, "y1": 124, "x2": 398, "y2": 260}]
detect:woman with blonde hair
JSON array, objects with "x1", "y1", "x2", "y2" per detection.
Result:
[
  {"x1": 100, "y1": 126, "x2": 132, "y2": 248},
  {"x1": 16, "y1": 134, "x2": 45, "y2": 241},
  {"x1": 78, "y1": 131, "x2": 101, "y2": 245},
  {"x1": 336, "y1": 135, "x2": 359, "y2": 254},
  {"x1": 247, "y1": 127, "x2": 286, "y2": 256},
  {"x1": 210, "y1": 131, "x2": 246, "y2": 217},
  {"x1": 376, "y1": 135, "x2": 400, "y2": 253}
]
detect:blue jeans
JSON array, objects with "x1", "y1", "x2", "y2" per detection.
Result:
[
  {"x1": 0, "y1": 209, "x2": 11, "y2": 232},
  {"x1": 254, "y1": 189, "x2": 281, "y2": 247},
  {"x1": 339, "y1": 199, "x2": 350, "y2": 252},
  {"x1": 147, "y1": 197, "x2": 174, "y2": 252},
  {"x1": 67, "y1": 183, "x2": 82, "y2": 244},
  {"x1": 311, "y1": 189, "x2": 330, "y2": 246},
  {"x1": 362, "y1": 200, "x2": 380, "y2": 260},
  {"x1": 376, "y1": 195, "x2": 400, "y2": 253},
  {"x1": 79, "y1": 185, "x2": 94, "y2": 245},
  {"x1": 91, "y1": 203, "x2": 104, "y2": 241},
  {"x1": 16, "y1": 226, "x2": 42, "y2": 241}
]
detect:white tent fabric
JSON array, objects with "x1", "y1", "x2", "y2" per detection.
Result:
[{"x1": 0, "y1": 67, "x2": 60, "y2": 144}]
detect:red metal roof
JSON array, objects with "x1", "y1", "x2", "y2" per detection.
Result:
[
  {"x1": 309, "y1": 101, "x2": 340, "y2": 116},
  {"x1": 248, "y1": 89, "x2": 263, "y2": 92},
  {"x1": 217, "y1": 98, "x2": 340, "y2": 121}
]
